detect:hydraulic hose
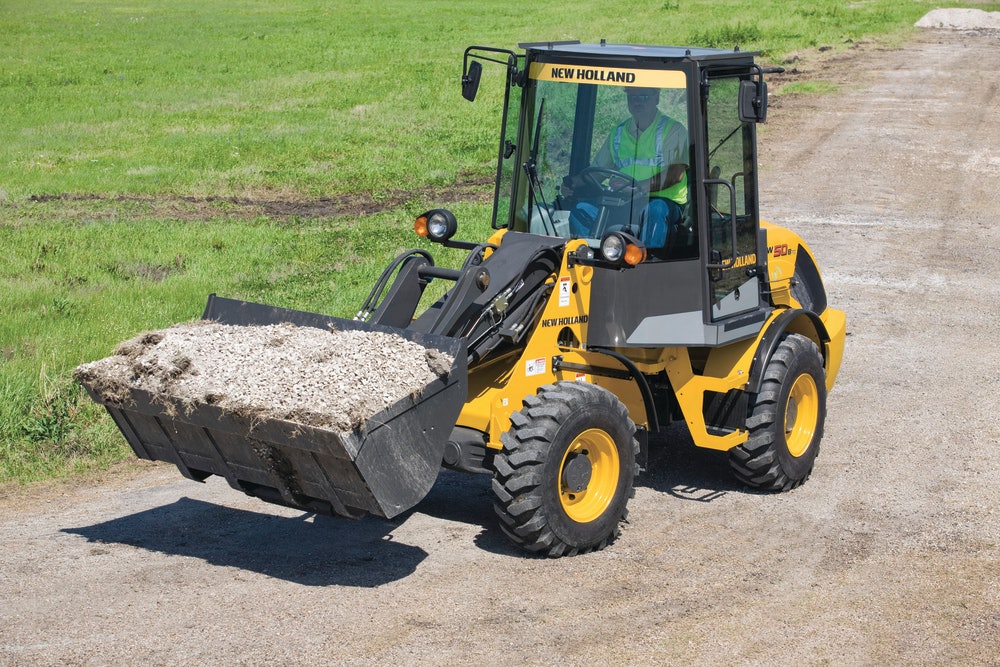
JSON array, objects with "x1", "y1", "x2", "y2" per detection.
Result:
[{"x1": 354, "y1": 249, "x2": 434, "y2": 322}]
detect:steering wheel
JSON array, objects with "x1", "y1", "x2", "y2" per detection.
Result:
[{"x1": 578, "y1": 166, "x2": 637, "y2": 193}]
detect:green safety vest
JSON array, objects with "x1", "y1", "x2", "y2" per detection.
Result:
[{"x1": 610, "y1": 112, "x2": 688, "y2": 205}]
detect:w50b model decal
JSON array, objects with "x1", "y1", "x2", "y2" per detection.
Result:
[{"x1": 769, "y1": 243, "x2": 795, "y2": 258}]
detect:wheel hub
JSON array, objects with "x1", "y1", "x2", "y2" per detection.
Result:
[
  {"x1": 558, "y1": 428, "x2": 621, "y2": 523},
  {"x1": 785, "y1": 398, "x2": 799, "y2": 433},
  {"x1": 784, "y1": 373, "x2": 819, "y2": 458},
  {"x1": 561, "y1": 452, "x2": 593, "y2": 493}
]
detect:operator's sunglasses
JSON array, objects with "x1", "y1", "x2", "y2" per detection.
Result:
[{"x1": 626, "y1": 92, "x2": 655, "y2": 102}]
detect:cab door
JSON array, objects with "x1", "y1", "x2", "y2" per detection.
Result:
[{"x1": 703, "y1": 72, "x2": 763, "y2": 322}]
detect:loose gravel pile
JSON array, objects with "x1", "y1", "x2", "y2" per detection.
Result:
[
  {"x1": 915, "y1": 8, "x2": 1000, "y2": 31},
  {"x1": 74, "y1": 321, "x2": 454, "y2": 432}
]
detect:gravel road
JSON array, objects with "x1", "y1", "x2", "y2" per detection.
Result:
[{"x1": 2, "y1": 28, "x2": 998, "y2": 666}]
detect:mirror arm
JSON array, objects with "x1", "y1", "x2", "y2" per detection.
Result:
[{"x1": 462, "y1": 46, "x2": 521, "y2": 102}]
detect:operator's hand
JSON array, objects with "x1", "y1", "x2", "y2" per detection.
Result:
[
  {"x1": 611, "y1": 177, "x2": 649, "y2": 197},
  {"x1": 561, "y1": 175, "x2": 580, "y2": 197},
  {"x1": 609, "y1": 176, "x2": 631, "y2": 191}
]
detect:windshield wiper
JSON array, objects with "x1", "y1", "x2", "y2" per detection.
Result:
[
  {"x1": 709, "y1": 124, "x2": 742, "y2": 159},
  {"x1": 522, "y1": 98, "x2": 556, "y2": 236}
]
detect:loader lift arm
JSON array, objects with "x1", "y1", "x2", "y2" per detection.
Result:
[{"x1": 367, "y1": 229, "x2": 565, "y2": 367}]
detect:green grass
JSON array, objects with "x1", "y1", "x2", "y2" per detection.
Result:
[
  {"x1": 1, "y1": 199, "x2": 489, "y2": 482},
  {"x1": 2, "y1": 0, "x2": 995, "y2": 483},
  {"x1": 2, "y1": 0, "x2": 987, "y2": 201},
  {"x1": 780, "y1": 81, "x2": 842, "y2": 96}
]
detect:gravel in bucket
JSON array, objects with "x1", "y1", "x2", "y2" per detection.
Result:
[{"x1": 75, "y1": 321, "x2": 455, "y2": 432}]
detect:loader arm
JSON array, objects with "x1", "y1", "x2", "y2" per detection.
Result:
[{"x1": 372, "y1": 232, "x2": 565, "y2": 366}]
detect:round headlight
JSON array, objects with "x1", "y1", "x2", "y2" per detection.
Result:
[
  {"x1": 428, "y1": 214, "x2": 450, "y2": 238},
  {"x1": 415, "y1": 209, "x2": 457, "y2": 243},
  {"x1": 601, "y1": 233, "x2": 626, "y2": 262}
]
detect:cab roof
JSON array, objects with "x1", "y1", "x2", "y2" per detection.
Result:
[{"x1": 521, "y1": 41, "x2": 757, "y2": 64}]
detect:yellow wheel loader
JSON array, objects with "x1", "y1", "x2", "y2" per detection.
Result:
[{"x1": 80, "y1": 42, "x2": 846, "y2": 557}]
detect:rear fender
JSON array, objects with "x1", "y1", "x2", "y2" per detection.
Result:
[
  {"x1": 760, "y1": 221, "x2": 846, "y2": 390},
  {"x1": 748, "y1": 308, "x2": 828, "y2": 394}
]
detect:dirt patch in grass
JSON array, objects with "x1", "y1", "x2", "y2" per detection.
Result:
[{"x1": 25, "y1": 177, "x2": 494, "y2": 222}]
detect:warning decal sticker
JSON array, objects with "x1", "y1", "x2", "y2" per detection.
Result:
[{"x1": 525, "y1": 357, "x2": 546, "y2": 377}]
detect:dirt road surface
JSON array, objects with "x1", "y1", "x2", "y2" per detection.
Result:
[{"x1": 2, "y1": 29, "x2": 998, "y2": 666}]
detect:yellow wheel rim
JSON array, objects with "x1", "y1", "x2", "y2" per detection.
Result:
[
  {"x1": 784, "y1": 373, "x2": 819, "y2": 458},
  {"x1": 558, "y1": 428, "x2": 620, "y2": 523}
]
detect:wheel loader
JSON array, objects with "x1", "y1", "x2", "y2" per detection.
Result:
[{"x1": 79, "y1": 41, "x2": 846, "y2": 557}]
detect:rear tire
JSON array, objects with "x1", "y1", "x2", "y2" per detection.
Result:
[
  {"x1": 729, "y1": 333, "x2": 827, "y2": 491},
  {"x1": 492, "y1": 382, "x2": 639, "y2": 557}
]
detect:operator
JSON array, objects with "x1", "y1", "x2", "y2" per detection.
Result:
[{"x1": 562, "y1": 86, "x2": 689, "y2": 247}]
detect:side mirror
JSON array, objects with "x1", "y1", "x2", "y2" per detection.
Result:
[
  {"x1": 738, "y1": 79, "x2": 768, "y2": 123},
  {"x1": 462, "y1": 60, "x2": 483, "y2": 102}
]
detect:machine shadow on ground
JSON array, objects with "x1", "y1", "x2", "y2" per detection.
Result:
[
  {"x1": 62, "y1": 497, "x2": 427, "y2": 587},
  {"x1": 641, "y1": 423, "x2": 752, "y2": 502},
  {"x1": 406, "y1": 422, "x2": 751, "y2": 557},
  {"x1": 61, "y1": 425, "x2": 752, "y2": 573}
]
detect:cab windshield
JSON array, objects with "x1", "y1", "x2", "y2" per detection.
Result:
[{"x1": 513, "y1": 63, "x2": 693, "y2": 258}]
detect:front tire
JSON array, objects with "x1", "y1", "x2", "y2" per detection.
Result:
[
  {"x1": 492, "y1": 382, "x2": 639, "y2": 557},
  {"x1": 729, "y1": 333, "x2": 827, "y2": 491}
]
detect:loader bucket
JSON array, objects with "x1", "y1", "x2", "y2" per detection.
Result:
[{"x1": 80, "y1": 295, "x2": 468, "y2": 520}]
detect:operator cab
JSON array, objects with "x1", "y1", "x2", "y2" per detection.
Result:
[
  {"x1": 519, "y1": 51, "x2": 696, "y2": 260},
  {"x1": 464, "y1": 42, "x2": 774, "y2": 347}
]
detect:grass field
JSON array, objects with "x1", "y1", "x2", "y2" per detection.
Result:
[
  {"x1": 0, "y1": 0, "x2": 984, "y2": 482},
  {"x1": 0, "y1": 0, "x2": 964, "y2": 199}
]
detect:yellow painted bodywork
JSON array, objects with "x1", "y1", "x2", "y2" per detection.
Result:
[
  {"x1": 457, "y1": 237, "x2": 646, "y2": 449},
  {"x1": 454, "y1": 224, "x2": 846, "y2": 454},
  {"x1": 762, "y1": 221, "x2": 846, "y2": 392}
]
